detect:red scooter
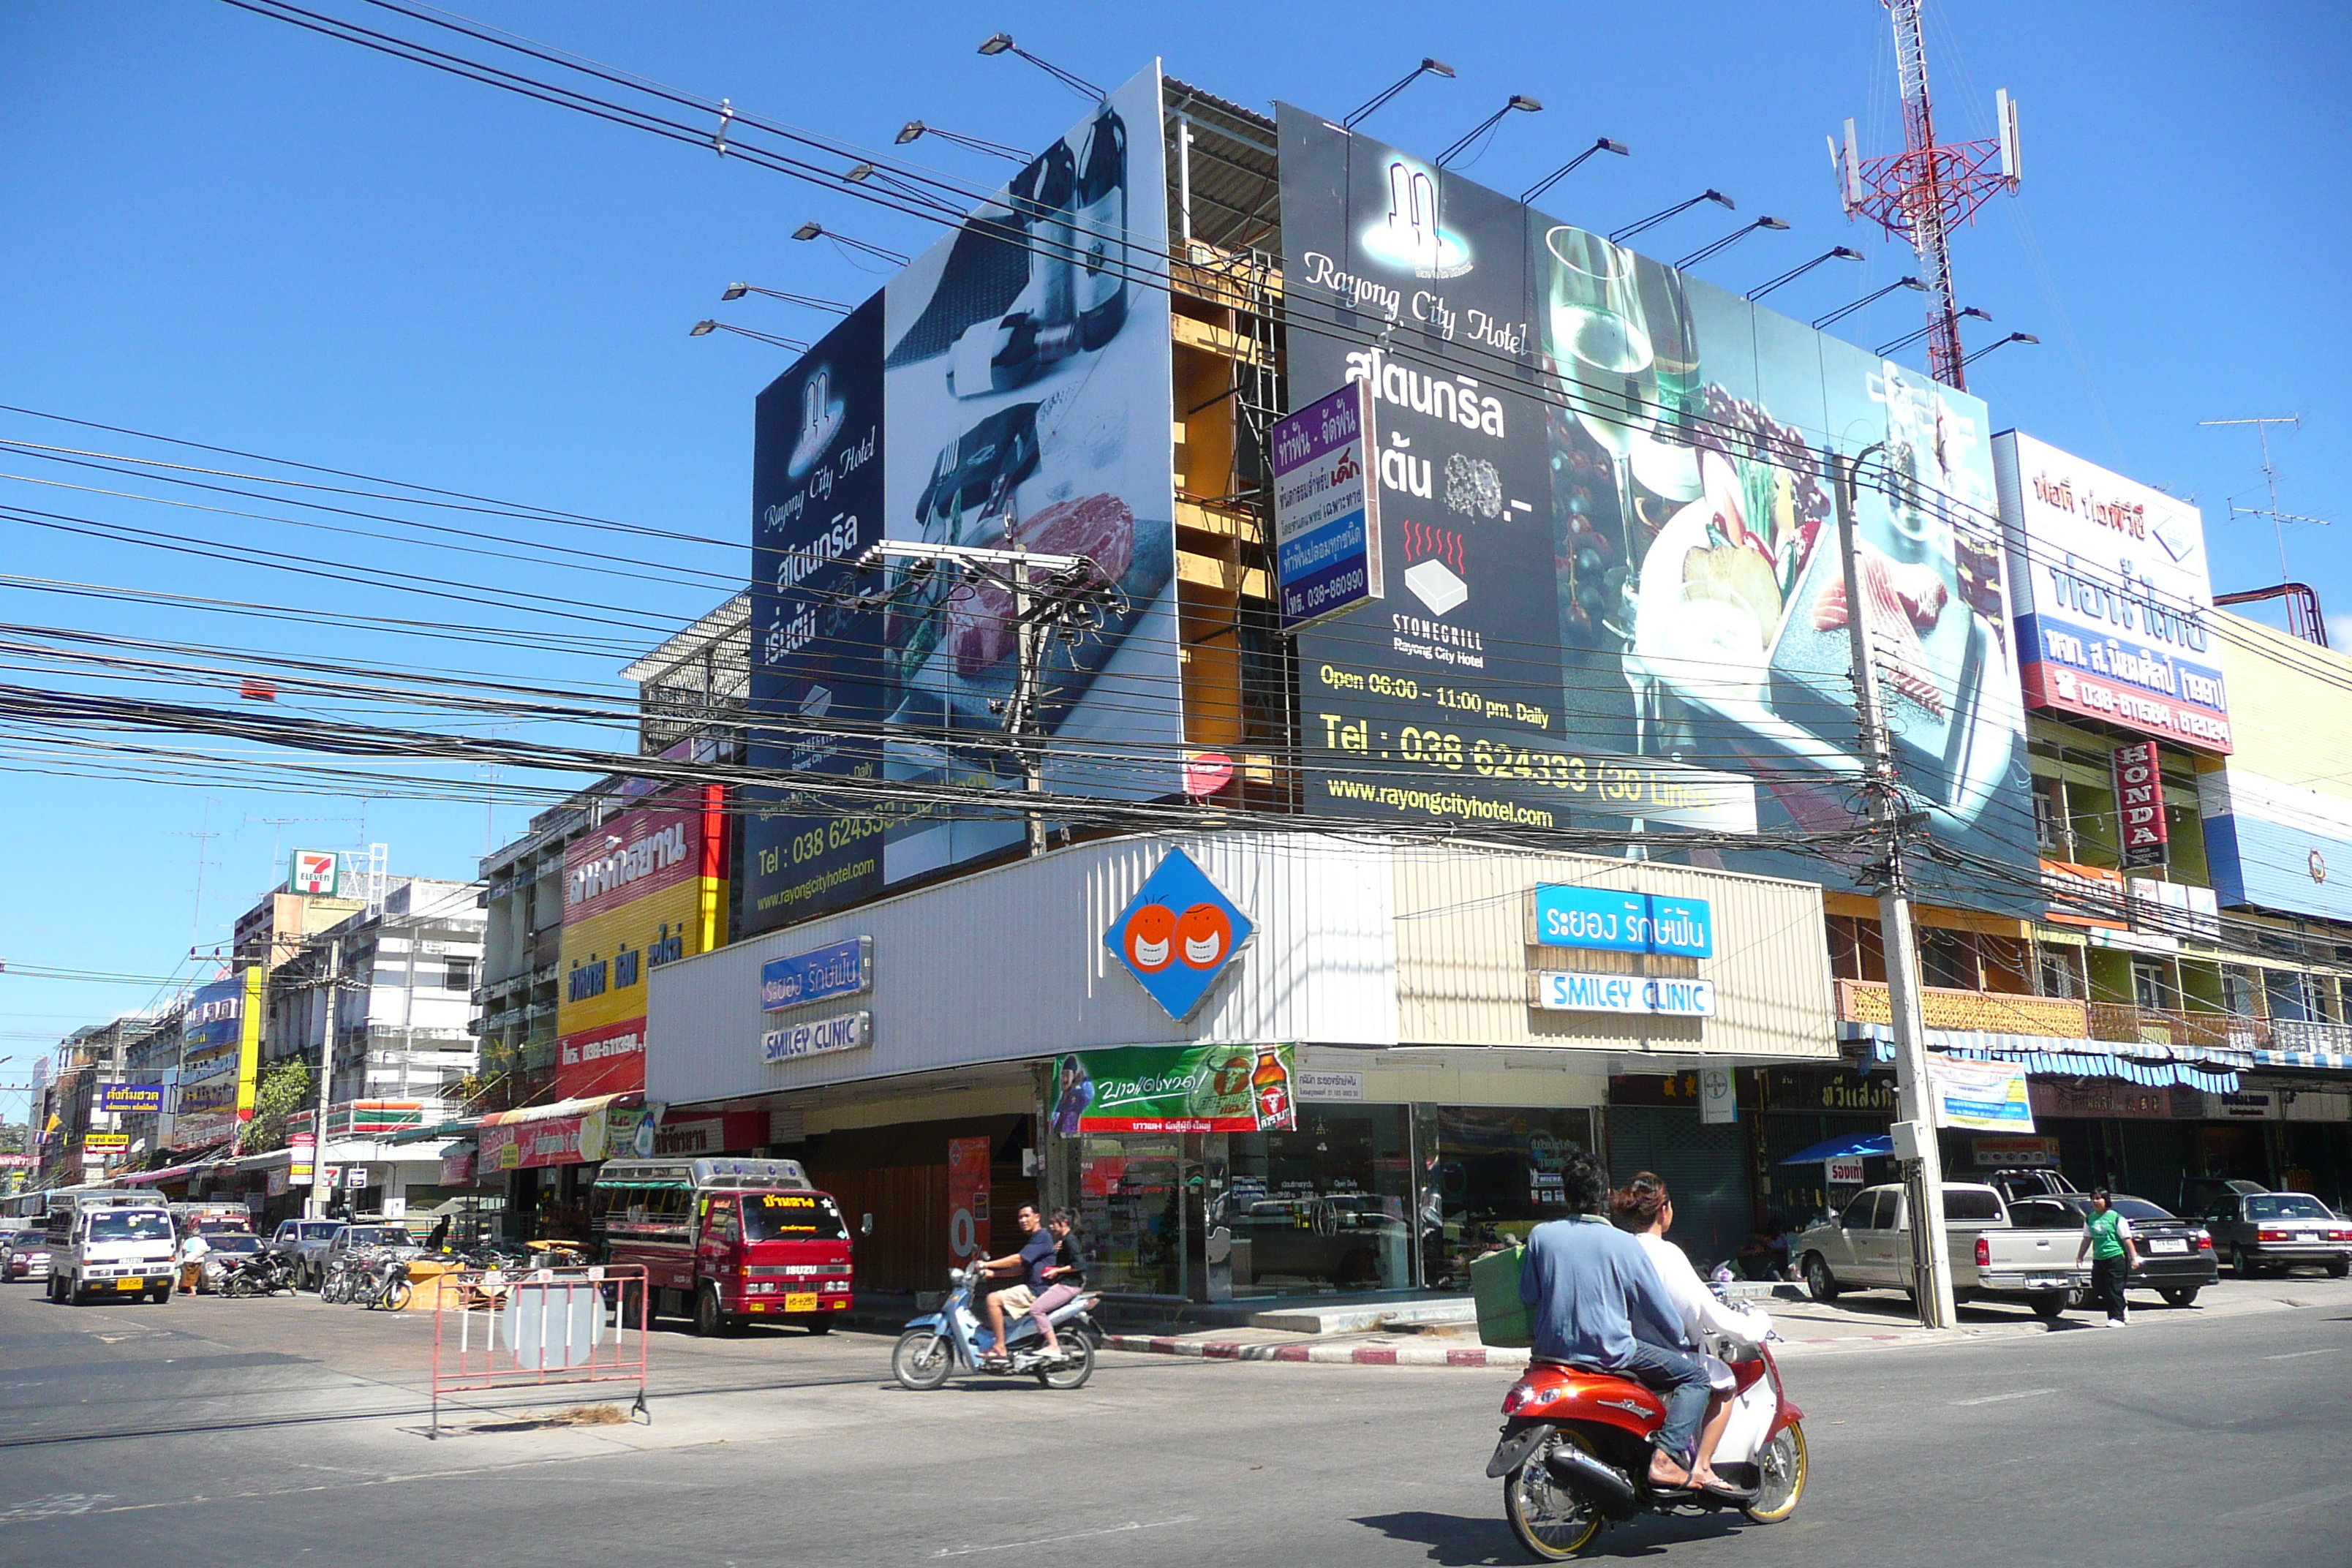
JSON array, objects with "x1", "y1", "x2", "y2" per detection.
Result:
[{"x1": 1486, "y1": 1340, "x2": 1808, "y2": 1559}]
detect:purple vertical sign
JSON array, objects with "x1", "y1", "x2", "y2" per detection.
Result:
[{"x1": 1272, "y1": 380, "x2": 1382, "y2": 631}]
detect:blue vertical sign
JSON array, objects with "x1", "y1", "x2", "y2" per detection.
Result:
[{"x1": 1272, "y1": 381, "x2": 1384, "y2": 630}]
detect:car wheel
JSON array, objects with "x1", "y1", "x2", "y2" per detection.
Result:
[
  {"x1": 693, "y1": 1284, "x2": 733, "y2": 1338},
  {"x1": 2160, "y1": 1287, "x2": 2200, "y2": 1307},
  {"x1": 1803, "y1": 1254, "x2": 1840, "y2": 1303},
  {"x1": 2329, "y1": 1259, "x2": 2348, "y2": 1280},
  {"x1": 2234, "y1": 1248, "x2": 2262, "y2": 1281},
  {"x1": 2029, "y1": 1292, "x2": 2066, "y2": 1320}
]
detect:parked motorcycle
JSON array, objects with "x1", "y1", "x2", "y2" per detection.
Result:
[
  {"x1": 360, "y1": 1252, "x2": 413, "y2": 1311},
  {"x1": 217, "y1": 1245, "x2": 302, "y2": 1298},
  {"x1": 891, "y1": 1266, "x2": 1101, "y2": 1391},
  {"x1": 1488, "y1": 1338, "x2": 1807, "y2": 1560}
]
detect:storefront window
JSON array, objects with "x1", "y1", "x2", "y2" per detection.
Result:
[
  {"x1": 1417, "y1": 1106, "x2": 1597, "y2": 1291},
  {"x1": 1073, "y1": 1134, "x2": 1186, "y2": 1298},
  {"x1": 1221, "y1": 1108, "x2": 1412, "y2": 1297}
]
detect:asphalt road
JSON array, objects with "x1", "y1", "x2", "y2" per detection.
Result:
[{"x1": 2, "y1": 1277, "x2": 2348, "y2": 1565}]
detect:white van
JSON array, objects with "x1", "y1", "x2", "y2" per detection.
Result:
[{"x1": 45, "y1": 1191, "x2": 178, "y2": 1305}]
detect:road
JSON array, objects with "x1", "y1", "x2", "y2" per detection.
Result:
[{"x1": 2, "y1": 1276, "x2": 2348, "y2": 1564}]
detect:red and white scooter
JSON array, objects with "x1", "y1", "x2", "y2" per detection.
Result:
[{"x1": 1486, "y1": 1335, "x2": 1809, "y2": 1559}]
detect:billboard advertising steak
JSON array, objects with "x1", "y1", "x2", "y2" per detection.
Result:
[{"x1": 1275, "y1": 105, "x2": 2039, "y2": 910}]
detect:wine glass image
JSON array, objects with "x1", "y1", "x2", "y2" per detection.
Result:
[{"x1": 1545, "y1": 227, "x2": 1657, "y2": 584}]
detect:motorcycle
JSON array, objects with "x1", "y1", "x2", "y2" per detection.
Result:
[
  {"x1": 1487, "y1": 1336, "x2": 1808, "y2": 1560},
  {"x1": 218, "y1": 1245, "x2": 302, "y2": 1299},
  {"x1": 892, "y1": 1266, "x2": 1102, "y2": 1391}
]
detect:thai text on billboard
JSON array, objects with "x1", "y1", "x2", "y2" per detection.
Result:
[{"x1": 1273, "y1": 380, "x2": 1383, "y2": 630}]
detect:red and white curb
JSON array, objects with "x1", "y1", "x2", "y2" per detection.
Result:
[{"x1": 1101, "y1": 1333, "x2": 1533, "y2": 1367}]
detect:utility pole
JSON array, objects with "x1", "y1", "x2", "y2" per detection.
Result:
[
  {"x1": 855, "y1": 538, "x2": 1120, "y2": 860},
  {"x1": 304, "y1": 935, "x2": 341, "y2": 1221},
  {"x1": 1831, "y1": 446, "x2": 1957, "y2": 1330}
]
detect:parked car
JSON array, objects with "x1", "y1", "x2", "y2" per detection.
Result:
[
  {"x1": 1, "y1": 1222, "x2": 51, "y2": 1284},
  {"x1": 319, "y1": 1222, "x2": 419, "y2": 1273},
  {"x1": 2008, "y1": 1194, "x2": 2217, "y2": 1306},
  {"x1": 2180, "y1": 1177, "x2": 2266, "y2": 1221},
  {"x1": 2201, "y1": 1191, "x2": 2352, "y2": 1279},
  {"x1": 192, "y1": 1229, "x2": 264, "y2": 1292},
  {"x1": 1982, "y1": 1168, "x2": 2079, "y2": 1205},
  {"x1": 1794, "y1": 1181, "x2": 2091, "y2": 1318},
  {"x1": 271, "y1": 1218, "x2": 348, "y2": 1290}
]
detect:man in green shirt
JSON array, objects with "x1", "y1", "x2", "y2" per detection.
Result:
[{"x1": 2075, "y1": 1189, "x2": 2140, "y2": 1327}]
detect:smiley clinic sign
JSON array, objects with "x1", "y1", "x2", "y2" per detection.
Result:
[{"x1": 1104, "y1": 847, "x2": 1254, "y2": 1020}]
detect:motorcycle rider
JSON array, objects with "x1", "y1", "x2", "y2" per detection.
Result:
[
  {"x1": 1025, "y1": 1207, "x2": 1086, "y2": 1365},
  {"x1": 973, "y1": 1204, "x2": 1058, "y2": 1370},
  {"x1": 1519, "y1": 1150, "x2": 1714, "y2": 1492}
]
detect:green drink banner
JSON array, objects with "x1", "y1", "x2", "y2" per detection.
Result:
[{"x1": 1054, "y1": 1044, "x2": 1297, "y2": 1135}]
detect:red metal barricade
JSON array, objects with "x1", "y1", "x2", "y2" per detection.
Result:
[{"x1": 428, "y1": 1263, "x2": 649, "y2": 1437}]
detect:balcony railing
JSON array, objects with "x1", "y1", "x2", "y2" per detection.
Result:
[{"x1": 1836, "y1": 979, "x2": 2335, "y2": 1058}]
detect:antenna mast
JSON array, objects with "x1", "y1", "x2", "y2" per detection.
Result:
[{"x1": 1831, "y1": 0, "x2": 2020, "y2": 390}]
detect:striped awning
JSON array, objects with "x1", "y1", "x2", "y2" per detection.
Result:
[
  {"x1": 1841, "y1": 1024, "x2": 2242, "y2": 1093},
  {"x1": 2254, "y1": 1047, "x2": 2352, "y2": 1073}
]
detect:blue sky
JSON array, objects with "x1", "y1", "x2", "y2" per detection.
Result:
[{"x1": 1, "y1": 1, "x2": 2346, "y2": 1114}]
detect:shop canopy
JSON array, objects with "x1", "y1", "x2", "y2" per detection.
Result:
[
  {"x1": 119, "y1": 1153, "x2": 231, "y2": 1186},
  {"x1": 1779, "y1": 1133, "x2": 1893, "y2": 1166},
  {"x1": 1840, "y1": 1025, "x2": 2242, "y2": 1093},
  {"x1": 476, "y1": 1092, "x2": 638, "y2": 1128},
  {"x1": 385, "y1": 1115, "x2": 481, "y2": 1147}
]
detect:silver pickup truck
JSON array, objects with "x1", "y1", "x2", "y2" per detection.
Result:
[{"x1": 1794, "y1": 1181, "x2": 2089, "y2": 1319}]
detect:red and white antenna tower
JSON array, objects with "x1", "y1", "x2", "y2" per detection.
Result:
[{"x1": 1831, "y1": 0, "x2": 2020, "y2": 391}]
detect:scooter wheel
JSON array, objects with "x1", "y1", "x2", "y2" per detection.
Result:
[
  {"x1": 1504, "y1": 1431, "x2": 1604, "y2": 1561},
  {"x1": 1034, "y1": 1335, "x2": 1094, "y2": 1391},
  {"x1": 1743, "y1": 1422, "x2": 1808, "y2": 1523},
  {"x1": 891, "y1": 1330, "x2": 954, "y2": 1391}
]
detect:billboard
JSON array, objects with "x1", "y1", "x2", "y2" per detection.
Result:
[
  {"x1": 2198, "y1": 614, "x2": 2352, "y2": 919},
  {"x1": 1275, "y1": 108, "x2": 2038, "y2": 908},
  {"x1": 742, "y1": 62, "x2": 1180, "y2": 934},
  {"x1": 1272, "y1": 380, "x2": 1383, "y2": 630},
  {"x1": 556, "y1": 787, "x2": 725, "y2": 1098},
  {"x1": 173, "y1": 973, "x2": 249, "y2": 1145},
  {"x1": 1993, "y1": 431, "x2": 2230, "y2": 752}
]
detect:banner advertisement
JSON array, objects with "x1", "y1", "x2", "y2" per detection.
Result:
[
  {"x1": 1924, "y1": 1055, "x2": 2035, "y2": 1132},
  {"x1": 1273, "y1": 380, "x2": 1383, "y2": 630},
  {"x1": 2112, "y1": 741, "x2": 2168, "y2": 867},
  {"x1": 1275, "y1": 107, "x2": 2038, "y2": 911},
  {"x1": 947, "y1": 1135, "x2": 992, "y2": 1263},
  {"x1": 176, "y1": 974, "x2": 249, "y2": 1134},
  {"x1": 97, "y1": 1084, "x2": 165, "y2": 1115},
  {"x1": 478, "y1": 1103, "x2": 648, "y2": 1172},
  {"x1": 1972, "y1": 1134, "x2": 2059, "y2": 1167},
  {"x1": 1992, "y1": 431, "x2": 2230, "y2": 753},
  {"x1": 1055, "y1": 1044, "x2": 1297, "y2": 1134},
  {"x1": 742, "y1": 64, "x2": 1180, "y2": 932}
]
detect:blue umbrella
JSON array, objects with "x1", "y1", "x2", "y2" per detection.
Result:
[{"x1": 1778, "y1": 1133, "x2": 1893, "y2": 1166}]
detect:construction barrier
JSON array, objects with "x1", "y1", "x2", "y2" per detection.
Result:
[{"x1": 429, "y1": 1263, "x2": 649, "y2": 1437}]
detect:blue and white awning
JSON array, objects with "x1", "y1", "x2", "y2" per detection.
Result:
[
  {"x1": 1839, "y1": 1024, "x2": 2242, "y2": 1093},
  {"x1": 2255, "y1": 1047, "x2": 2352, "y2": 1073}
]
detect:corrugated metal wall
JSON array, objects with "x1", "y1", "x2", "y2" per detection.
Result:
[{"x1": 1390, "y1": 845, "x2": 1836, "y2": 1059}]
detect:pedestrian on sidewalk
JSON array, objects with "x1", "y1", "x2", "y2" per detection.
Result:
[{"x1": 2076, "y1": 1189, "x2": 2139, "y2": 1327}]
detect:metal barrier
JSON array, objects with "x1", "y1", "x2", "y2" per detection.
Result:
[{"x1": 429, "y1": 1263, "x2": 649, "y2": 1437}]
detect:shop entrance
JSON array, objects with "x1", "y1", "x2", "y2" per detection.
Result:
[
  {"x1": 1221, "y1": 1107, "x2": 1414, "y2": 1297},
  {"x1": 1418, "y1": 1107, "x2": 1597, "y2": 1291},
  {"x1": 1606, "y1": 1108, "x2": 1752, "y2": 1272}
]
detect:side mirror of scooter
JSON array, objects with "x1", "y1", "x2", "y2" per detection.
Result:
[{"x1": 861, "y1": 1213, "x2": 875, "y2": 1237}]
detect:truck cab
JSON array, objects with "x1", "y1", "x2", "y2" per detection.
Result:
[
  {"x1": 592, "y1": 1156, "x2": 854, "y2": 1338},
  {"x1": 45, "y1": 1191, "x2": 178, "y2": 1305}
]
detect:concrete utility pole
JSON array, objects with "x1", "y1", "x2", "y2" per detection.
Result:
[
  {"x1": 304, "y1": 935, "x2": 340, "y2": 1221},
  {"x1": 855, "y1": 538, "x2": 1120, "y2": 859},
  {"x1": 1831, "y1": 447, "x2": 1957, "y2": 1330}
]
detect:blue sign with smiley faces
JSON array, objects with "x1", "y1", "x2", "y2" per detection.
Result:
[{"x1": 1104, "y1": 848, "x2": 1254, "y2": 1020}]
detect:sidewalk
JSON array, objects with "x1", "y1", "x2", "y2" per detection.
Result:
[{"x1": 1098, "y1": 1273, "x2": 2352, "y2": 1368}]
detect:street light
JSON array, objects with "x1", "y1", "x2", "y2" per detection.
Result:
[
  {"x1": 1434, "y1": 94, "x2": 1543, "y2": 168},
  {"x1": 791, "y1": 221, "x2": 908, "y2": 266},
  {"x1": 690, "y1": 320, "x2": 810, "y2": 352},
  {"x1": 1608, "y1": 189, "x2": 1733, "y2": 245},
  {"x1": 1521, "y1": 137, "x2": 1629, "y2": 206},
  {"x1": 1961, "y1": 331, "x2": 2040, "y2": 367},
  {"x1": 1744, "y1": 246, "x2": 1863, "y2": 302},
  {"x1": 721, "y1": 282, "x2": 853, "y2": 314},
  {"x1": 1811, "y1": 276, "x2": 1927, "y2": 331},
  {"x1": 1342, "y1": 57, "x2": 1454, "y2": 130},
  {"x1": 976, "y1": 34, "x2": 1103, "y2": 99},
  {"x1": 896, "y1": 120, "x2": 1028, "y2": 162},
  {"x1": 1673, "y1": 216, "x2": 1789, "y2": 271},
  {"x1": 1876, "y1": 306, "x2": 1991, "y2": 358}
]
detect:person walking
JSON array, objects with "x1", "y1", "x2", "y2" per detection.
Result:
[{"x1": 2076, "y1": 1188, "x2": 2139, "y2": 1327}]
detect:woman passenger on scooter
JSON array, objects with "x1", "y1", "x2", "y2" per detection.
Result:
[
  {"x1": 1025, "y1": 1207, "x2": 1086, "y2": 1366},
  {"x1": 1610, "y1": 1173, "x2": 1772, "y2": 1497}
]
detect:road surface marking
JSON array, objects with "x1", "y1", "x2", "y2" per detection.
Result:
[
  {"x1": 1952, "y1": 1387, "x2": 2055, "y2": 1406},
  {"x1": 933, "y1": 1518, "x2": 1198, "y2": 1558},
  {"x1": 2261, "y1": 1348, "x2": 2339, "y2": 1360}
]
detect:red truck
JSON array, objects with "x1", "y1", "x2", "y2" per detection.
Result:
[{"x1": 590, "y1": 1156, "x2": 855, "y2": 1337}]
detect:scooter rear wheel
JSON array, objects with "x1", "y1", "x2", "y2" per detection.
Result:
[
  {"x1": 1504, "y1": 1430, "x2": 1605, "y2": 1560},
  {"x1": 1034, "y1": 1334, "x2": 1093, "y2": 1390},
  {"x1": 1742, "y1": 1422, "x2": 1808, "y2": 1523},
  {"x1": 891, "y1": 1330, "x2": 953, "y2": 1391}
]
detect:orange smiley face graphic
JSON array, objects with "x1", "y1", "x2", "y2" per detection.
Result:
[
  {"x1": 1175, "y1": 902, "x2": 1233, "y2": 970},
  {"x1": 1123, "y1": 903, "x2": 1177, "y2": 973}
]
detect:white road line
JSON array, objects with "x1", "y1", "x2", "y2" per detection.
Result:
[
  {"x1": 932, "y1": 1518, "x2": 1199, "y2": 1558},
  {"x1": 2261, "y1": 1348, "x2": 2340, "y2": 1360},
  {"x1": 1952, "y1": 1387, "x2": 2057, "y2": 1406}
]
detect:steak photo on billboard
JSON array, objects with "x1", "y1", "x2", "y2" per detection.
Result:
[{"x1": 1278, "y1": 105, "x2": 2038, "y2": 909}]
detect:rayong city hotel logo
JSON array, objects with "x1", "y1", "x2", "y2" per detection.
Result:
[{"x1": 1361, "y1": 157, "x2": 1471, "y2": 279}]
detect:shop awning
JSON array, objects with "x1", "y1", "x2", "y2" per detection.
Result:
[
  {"x1": 1842, "y1": 1024, "x2": 2241, "y2": 1093},
  {"x1": 2255, "y1": 1047, "x2": 2351, "y2": 1074},
  {"x1": 120, "y1": 1154, "x2": 230, "y2": 1186},
  {"x1": 385, "y1": 1115, "x2": 481, "y2": 1146},
  {"x1": 476, "y1": 1093, "x2": 637, "y2": 1128},
  {"x1": 1779, "y1": 1133, "x2": 1893, "y2": 1166}
]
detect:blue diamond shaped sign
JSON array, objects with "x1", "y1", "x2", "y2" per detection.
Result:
[{"x1": 1105, "y1": 847, "x2": 1254, "y2": 1020}]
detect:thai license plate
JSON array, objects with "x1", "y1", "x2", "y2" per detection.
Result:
[
  {"x1": 783, "y1": 1292, "x2": 818, "y2": 1313},
  {"x1": 2149, "y1": 1239, "x2": 2188, "y2": 1254},
  {"x1": 116, "y1": 1278, "x2": 145, "y2": 1291}
]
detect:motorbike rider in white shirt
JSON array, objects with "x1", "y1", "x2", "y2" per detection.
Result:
[{"x1": 1610, "y1": 1172, "x2": 1772, "y2": 1494}]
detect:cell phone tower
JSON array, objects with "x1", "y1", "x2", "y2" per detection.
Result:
[{"x1": 1829, "y1": 0, "x2": 2021, "y2": 391}]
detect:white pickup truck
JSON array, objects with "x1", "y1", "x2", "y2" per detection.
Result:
[{"x1": 1794, "y1": 1181, "x2": 2090, "y2": 1319}]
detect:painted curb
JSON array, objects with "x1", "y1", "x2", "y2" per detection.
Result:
[{"x1": 1102, "y1": 1334, "x2": 1532, "y2": 1367}]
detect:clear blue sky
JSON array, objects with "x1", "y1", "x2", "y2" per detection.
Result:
[{"x1": 1, "y1": 1, "x2": 2346, "y2": 1114}]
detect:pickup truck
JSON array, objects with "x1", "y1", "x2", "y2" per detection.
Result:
[{"x1": 1794, "y1": 1181, "x2": 2089, "y2": 1319}]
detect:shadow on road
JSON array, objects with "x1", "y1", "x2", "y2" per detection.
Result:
[{"x1": 1355, "y1": 1507, "x2": 1750, "y2": 1564}]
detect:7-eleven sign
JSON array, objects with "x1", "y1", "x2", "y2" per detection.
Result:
[{"x1": 291, "y1": 850, "x2": 339, "y2": 896}]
